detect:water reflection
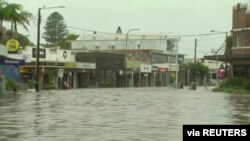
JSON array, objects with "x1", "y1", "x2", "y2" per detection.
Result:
[
  {"x1": 227, "y1": 94, "x2": 250, "y2": 124},
  {"x1": 0, "y1": 87, "x2": 249, "y2": 141}
]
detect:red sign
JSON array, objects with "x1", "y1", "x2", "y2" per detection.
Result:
[{"x1": 156, "y1": 68, "x2": 168, "y2": 73}]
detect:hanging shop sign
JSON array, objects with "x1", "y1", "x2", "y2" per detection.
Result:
[
  {"x1": 63, "y1": 51, "x2": 67, "y2": 59},
  {"x1": 57, "y1": 68, "x2": 64, "y2": 78},
  {"x1": 140, "y1": 65, "x2": 152, "y2": 73},
  {"x1": 6, "y1": 39, "x2": 19, "y2": 52}
]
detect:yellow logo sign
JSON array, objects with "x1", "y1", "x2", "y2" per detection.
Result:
[
  {"x1": 6, "y1": 39, "x2": 19, "y2": 52},
  {"x1": 171, "y1": 72, "x2": 176, "y2": 78}
]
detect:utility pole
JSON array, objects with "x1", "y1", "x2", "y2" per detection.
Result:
[
  {"x1": 194, "y1": 38, "x2": 197, "y2": 62},
  {"x1": 35, "y1": 8, "x2": 41, "y2": 92},
  {"x1": 125, "y1": 28, "x2": 139, "y2": 87},
  {"x1": 225, "y1": 32, "x2": 228, "y2": 78},
  {"x1": 35, "y1": 6, "x2": 65, "y2": 92}
]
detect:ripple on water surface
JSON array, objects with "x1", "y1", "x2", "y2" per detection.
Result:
[{"x1": 0, "y1": 87, "x2": 249, "y2": 141}]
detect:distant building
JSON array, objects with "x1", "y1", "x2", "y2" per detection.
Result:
[
  {"x1": 185, "y1": 58, "x2": 224, "y2": 83},
  {"x1": 71, "y1": 34, "x2": 184, "y2": 87}
]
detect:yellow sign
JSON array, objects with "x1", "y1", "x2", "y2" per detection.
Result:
[
  {"x1": 6, "y1": 39, "x2": 19, "y2": 52},
  {"x1": 171, "y1": 72, "x2": 176, "y2": 78},
  {"x1": 65, "y1": 62, "x2": 76, "y2": 68}
]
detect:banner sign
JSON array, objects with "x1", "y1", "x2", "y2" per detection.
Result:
[{"x1": 0, "y1": 58, "x2": 25, "y2": 65}]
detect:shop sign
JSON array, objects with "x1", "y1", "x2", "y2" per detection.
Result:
[
  {"x1": 64, "y1": 62, "x2": 76, "y2": 68},
  {"x1": 157, "y1": 68, "x2": 168, "y2": 73},
  {"x1": 32, "y1": 48, "x2": 46, "y2": 58},
  {"x1": 6, "y1": 39, "x2": 19, "y2": 52},
  {"x1": 0, "y1": 58, "x2": 25, "y2": 65},
  {"x1": 119, "y1": 70, "x2": 123, "y2": 75},
  {"x1": 171, "y1": 72, "x2": 176, "y2": 78},
  {"x1": 76, "y1": 63, "x2": 96, "y2": 69},
  {"x1": 140, "y1": 65, "x2": 152, "y2": 73}
]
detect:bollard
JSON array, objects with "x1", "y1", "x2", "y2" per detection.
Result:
[
  {"x1": 0, "y1": 72, "x2": 6, "y2": 95},
  {"x1": 0, "y1": 82, "x2": 6, "y2": 95},
  {"x1": 189, "y1": 82, "x2": 196, "y2": 90}
]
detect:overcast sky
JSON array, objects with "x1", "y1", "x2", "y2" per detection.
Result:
[{"x1": 7, "y1": 0, "x2": 250, "y2": 58}]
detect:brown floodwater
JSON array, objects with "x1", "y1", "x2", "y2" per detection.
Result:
[{"x1": 0, "y1": 87, "x2": 249, "y2": 141}]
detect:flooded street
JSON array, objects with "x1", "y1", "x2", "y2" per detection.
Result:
[{"x1": 0, "y1": 87, "x2": 250, "y2": 141}]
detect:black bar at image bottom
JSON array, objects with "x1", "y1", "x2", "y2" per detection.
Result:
[{"x1": 183, "y1": 125, "x2": 250, "y2": 141}]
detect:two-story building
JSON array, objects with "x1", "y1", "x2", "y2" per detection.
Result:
[
  {"x1": 71, "y1": 34, "x2": 183, "y2": 87},
  {"x1": 204, "y1": 3, "x2": 250, "y2": 79}
]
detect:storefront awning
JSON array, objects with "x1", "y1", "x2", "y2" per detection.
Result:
[{"x1": 204, "y1": 54, "x2": 250, "y2": 62}]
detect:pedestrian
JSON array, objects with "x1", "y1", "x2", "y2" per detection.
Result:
[{"x1": 63, "y1": 81, "x2": 69, "y2": 90}]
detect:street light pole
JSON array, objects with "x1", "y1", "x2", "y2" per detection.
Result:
[
  {"x1": 199, "y1": 50, "x2": 216, "y2": 90},
  {"x1": 35, "y1": 6, "x2": 65, "y2": 92},
  {"x1": 175, "y1": 37, "x2": 180, "y2": 89},
  {"x1": 35, "y1": 8, "x2": 41, "y2": 92},
  {"x1": 125, "y1": 28, "x2": 139, "y2": 87}
]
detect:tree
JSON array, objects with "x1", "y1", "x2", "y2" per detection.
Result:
[
  {"x1": 43, "y1": 33, "x2": 79, "y2": 49},
  {"x1": 0, "y1": 29, "x2": 33, "y2": 48},
  {"x1": 187, "y1": 62, "x2": 209, "y2": 84},
  {"x1": 57, "y1": 34, "x2": 79, "y2": 49},
  {"x1": 1, "y1": 3, "x2": 32, "y2": 31},
  {"x1": 116, "y1": 26, "x2": 122, "y2": 34},
  {"x1": 43, "y1": 12, "x2": 68, "y2": 44},
  {"x1": 0, "y1": 2, "x2": 32, "y2": 39}
]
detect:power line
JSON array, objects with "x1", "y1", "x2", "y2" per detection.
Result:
[{"x1": 30, "y1": 17, "x2": 230, "y2": 39}]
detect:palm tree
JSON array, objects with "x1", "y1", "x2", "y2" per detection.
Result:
[
  {"x1": 0, "y1": 1, "x2": 7, "y2": 39},
  {"x1": 0, "y1": 2, "x2": 33, "y2": 38},
  {"x1": 5, "y1": 3, "x2": 32, "y2": 33}
]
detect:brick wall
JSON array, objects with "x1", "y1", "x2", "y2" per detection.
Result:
[
  {"x1": 232, "y1": 47, "x2": 250, "y2": 54},
  {"x1": 232, "y1": 3, "x2": 250, "y2": 47}
]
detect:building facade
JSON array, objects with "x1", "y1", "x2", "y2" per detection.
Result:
[
  {"x1": 231, "y1": 3, "x2": 250, "y2": 79},
  {"x1": 71, "y1": 35, "x2": 183, "y2": 87}
]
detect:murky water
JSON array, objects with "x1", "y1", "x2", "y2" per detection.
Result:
[{"x1": 0, "y1": 87, "x2": 249, "y2": 141}]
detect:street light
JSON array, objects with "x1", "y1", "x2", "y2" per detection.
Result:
[
  {"x1": 35, "y1": 6, "x2": 65, "y2": 92},
  {"x1": 125, "y1": 28, "x2": 139, "y2": 87},
  {"x1": 198, "y1": 49, "x2": 216, "y2": 90},
  {"x1": 202, "y1": 49, "x2": 219, "y2": 85}
]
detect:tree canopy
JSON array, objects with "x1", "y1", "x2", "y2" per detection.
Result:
[
  {"x1": 57, "y1": 34, "x2": 79, "y2": 49},
  {"x1": 0, "y1": 1, "x2": 33, "y2": 47},
  {"x1": 116, "y1": 26, "x2": 122, "y2": 34},
  {"x1": 185, "y1": 61, "x2": 209, "y2": 82},
  {"x1": 43, "y1": 34, "x2": 79, "y2": 49},
  {"x1": 0, "y1": 2, "x2": 32, "y2": 30},
  {"x1": 43, "y1": 11, "x2": 68, "y2": 44}
]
